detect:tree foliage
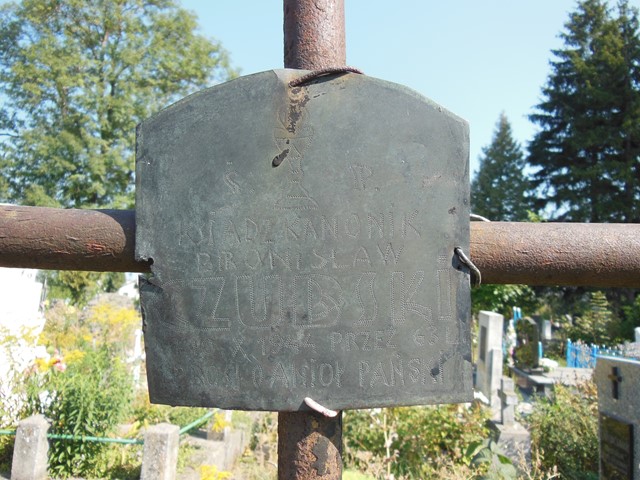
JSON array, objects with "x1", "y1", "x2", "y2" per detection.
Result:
[
  {"x1": 570, "y1": 290, "x2": 617, "y2": 344},
  {"x1": 471, "y1": 284, "x2": 538, "y2": 320},
  {"x1": 0, "y1": 0, "x2": 237, "y2": 304},
  {"x1": 43, "y1": 271, "x2": 124, "y2": 306},
  {"x1": 0, "y1": 0, "x2": 236, "y2": 209},
  {"x1": 528, "y1": 0, "x2": 640, "y2": 222},
  {"x1": 471, "y1": 113, "x2": 531, "y2": 221}
]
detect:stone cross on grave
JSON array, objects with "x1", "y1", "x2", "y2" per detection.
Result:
[
  {"x1": 498, "y1": 377, "x2": 518, "y2": 426},
  {"x1": 608, "y1": 366, "x2": 623, "y2": 400}
]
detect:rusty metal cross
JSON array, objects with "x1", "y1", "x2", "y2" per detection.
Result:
[{"x1": 0, "y1": 1, "x2": 639, "y2": 479}]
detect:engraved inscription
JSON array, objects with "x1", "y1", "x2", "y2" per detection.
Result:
[
  {"x1": 274, "y1": 93, "x2": 318, "y2": 210},
  {"x1": 236, "y1": 275, "x2": 283, "y2": 329},
  {"x1": 161, "y1": 279, "x2": 231, "y2": 332},
  {"x1": 155, "y1": 271, "x2": 440, "y2": 335},
  {"x1": 390, "y1": 271, "x2": 431, "y2": 326},
  {"x1": 355, "y1": 272, "x2": 377, "y2": 326},
  {"x1": 358, "y1": 354, "x2": 443, "y2": 388},
  {"x1": 329, "y1": 328, "x2": 396, "y2": 352},
  {"x1": 224, "y1": 171, "x2": 241, "y2": 194},
  {"x1": 136, "y1": 69, "x2": 471, "y2": 410},
  {"x1": 350, "y1": 163, "x2": 373, "y2": 190}
]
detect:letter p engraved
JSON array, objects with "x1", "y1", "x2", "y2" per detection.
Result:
[{"x1": 349, "y1": 163, "x2": 373, "y2": 191}]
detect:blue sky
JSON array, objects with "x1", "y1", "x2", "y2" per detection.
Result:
[{"x1": 182, "y1": 0, "x2": 640, "y2": 177}]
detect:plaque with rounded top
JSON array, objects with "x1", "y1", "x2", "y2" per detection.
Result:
[{"x1": 135, "y1": 69, "x2": 472, "y2": 411}]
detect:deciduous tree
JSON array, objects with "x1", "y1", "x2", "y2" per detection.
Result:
[{"x1": 0, "y1": 0, "x2": 236, "y2": 208}]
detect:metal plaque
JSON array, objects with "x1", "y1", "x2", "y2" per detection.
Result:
[
  {"x1": 136, "y1": 69, "x2": 472, "y2": 411},
  {"x1": 600, "y1": 413, "x2": 634, "y2": 480}
]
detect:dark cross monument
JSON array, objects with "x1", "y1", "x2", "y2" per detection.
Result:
[{"x1": 609, "y1": 366, "x2": 623, "y2": 400}]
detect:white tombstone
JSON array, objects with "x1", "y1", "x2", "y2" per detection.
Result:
[
  {"x1": 475, "y1": 311, "x2": 504, "y2": 420},
  {"x1": 542, "y1": 320, "x2": 552, "y2": 341},
  {"x1": 634, "y1": 327, "x2": 640, "y2": 344}
]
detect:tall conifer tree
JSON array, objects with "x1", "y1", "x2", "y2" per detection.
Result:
[
  {"x1": 528, "y1": 0, "x2": 640, "y2": 222},
  {"x1": 471, "y1": 113, "x2": 530, "y2": 221}
]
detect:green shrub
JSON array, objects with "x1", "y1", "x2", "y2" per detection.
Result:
[
  {"x1": 466, "y1": 439, "x2": 517, "y2": 480},
  {"x1": 526, "y1": 381, "x2": 598, "y2": 479},
  {"x1": 344, "y1": 403, "x2": 490, "y2": 478},
  {"x1": 23, "y1": 345, "x2": 134, "y2": 478},
  {"x1": 131, "y1": 395, "x2": 210, "y2": 430},
  {"x1": 0, "y1": 435, "x2": 14, "y2": 474}
]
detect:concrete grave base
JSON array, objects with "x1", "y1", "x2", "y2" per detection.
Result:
[
  {"x1": 489, "y1": 421, "x2": 531, "y2": 466},
  {"x1": 176, "y1": 412, "x2": 255, "y2": 480}
]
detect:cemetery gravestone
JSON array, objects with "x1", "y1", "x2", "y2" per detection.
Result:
[
  {"x1": 475, "y1": 311, "x2": 504, "y2": 418},
  {"x1": 596, "y1": 356, "x2": 640, "y2": 480},
  {"x1": 498, "y1": 377, "x2": 517, "y2": 427},
  {"x1": 490, "y1": 376, "x2": 530, "y2": 463},
  {"x1": 136, "y1": 69, "x2": 473, "y2": 411},
  {"x1": 542, "y1": 320, "x2": 552, "y2": 341},
  {"x1": 514, "y1": 317, "x2": 540, "y2": 371}
]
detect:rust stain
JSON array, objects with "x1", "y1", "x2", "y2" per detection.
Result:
[{"x1": 87, "y1": 242, "x2": 108, "y2": 254}]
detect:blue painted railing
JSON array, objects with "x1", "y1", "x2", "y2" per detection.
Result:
[{"x1": 565, "y1": 340, "x2": 623, "y2": 368}]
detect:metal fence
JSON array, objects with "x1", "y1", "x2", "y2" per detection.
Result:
[
  {"x1": 565, "y1": 340, "x2": 625, "y2": 368},
  {"x1": 0, "y1": 409, "x2": 214, "y2": 444}
]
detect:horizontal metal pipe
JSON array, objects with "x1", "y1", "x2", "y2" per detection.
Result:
[
  {"x1": 178, "y1": 410, "x2": 216, "y2": 436},
  {"x1": 471, "y1": 221, "x2": 640, "y2": 288},
  {"x1": 1, "y1": 205, "x2": 639, "y2": 287},
  {"x1": 0, "y1": 205, "x2": 148, "y2": 273}
]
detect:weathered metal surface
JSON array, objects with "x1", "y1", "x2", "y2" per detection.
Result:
[
  {"x1": 471, "y1": 221, "x2": 640, "y2": 288},
  {"x1": 1, "y1": 205, "x2": 639, "y2": 288},
  {"x1": 284, "y1": 0, "x2": 345, "y2": 70},
  {"x1": 135, "y1": 69, "x2": 472, "y2": 411},
  {"x1": 284, "y1": 2, "x2": 350, "y2": 477},
  {"x1": 278, "y1": 411, "x2": 342, "y2": 479},
  {"x1": 0, "y1": 205, "x2": 146, "y2": 272}
]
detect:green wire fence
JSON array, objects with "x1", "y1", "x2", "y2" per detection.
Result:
[{"x1": 0, "y1": 409, "x2": 216, "y2": 446}]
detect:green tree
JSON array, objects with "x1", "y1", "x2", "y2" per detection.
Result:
[
  {"x1": 471, "y1": 112, "x2": 531, "y2": 221},
  {"x1": 528, "y1": 0, "x2": 640, "y2": 339},
  {"x1": 471, "y1": 115, "x2": 536, "y2": 321},
  {"x1": 43, "y1": 271, "x2": 124, "y2": 307},
  {"x1": 471, "y1": 284, "x2": 538, "y2": 319},
  {"x1": 0, "y1": 0, "x2": 236, "y2": 304},
  {"x1": 528, "y1": 0, "x2": 640, "y2": 223},
  {"x1": 0, "y1": 0, "x2": 236, "y2": 209},
  {"x1": 570, "y1": 290, "x2": 617, "y2": 344}
]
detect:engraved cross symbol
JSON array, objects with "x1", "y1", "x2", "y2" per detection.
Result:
[{"x1": 608, "y1": 366, "x2": 623, "y2": 400}]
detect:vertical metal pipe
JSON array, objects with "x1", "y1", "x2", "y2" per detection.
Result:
[
  {"x1": 284, "y1": 0, "x2": 346, "y2": 69},
  {"x1": 278, "y1": 410, "x2": 343, "y2": 480},
  {"x1": 280, "y1": 0, "x2": 345, "y2": 478}
]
